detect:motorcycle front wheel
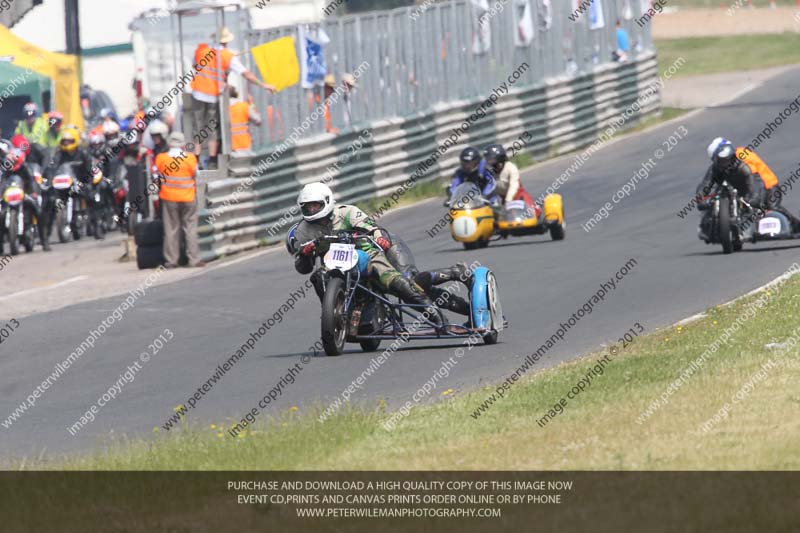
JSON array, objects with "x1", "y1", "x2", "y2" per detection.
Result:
[
  {"x1": 8, "y1": 208, "x2": 19, "y2": 256},
  {"x1": 56, "y1": 201, "x2": 68, "y2": 243},
  {"x1": 321, "y1": 276, "x2": 348, "y2": 357},
  {"x1": 718, "y1": 196, "x2": 733, "y2": 254}
]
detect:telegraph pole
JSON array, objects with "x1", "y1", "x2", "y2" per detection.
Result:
[{"x1": 64, "y1": 0, "x2": 82, "y2": 81}]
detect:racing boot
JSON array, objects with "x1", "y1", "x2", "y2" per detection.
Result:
[
  {"x1": 389, "y1": 277, "x2": 443, "y2": 327},
  {"x1": 429, "y1": 287, "x2": 471, "y2": 317},
  {"x1": 415, "y1": 262, "x2": 473, "y2": 291}
]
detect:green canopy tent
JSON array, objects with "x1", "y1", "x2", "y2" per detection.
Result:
[{"x1": 0, "y1": 60, "x2": 52, "y2": 137}]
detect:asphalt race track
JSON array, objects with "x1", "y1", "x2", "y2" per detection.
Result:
[{"x1": 3, "y1": 68, "x2": 800, "y2": 458}]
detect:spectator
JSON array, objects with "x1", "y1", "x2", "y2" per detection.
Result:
[
  {"x1": 14, "y1": 102, "x2": 48, "y2": 147},
  {"x1": 228, "y1": 86, "x2": 262, "y2": 154},
  {"x1": 155, "y1": 132, "x2": 205, "y2": 268},
  {"x1": 323, "y1": 74, "x2": 339, "y2": 134},
  {"x1": 614, "y1": 19, "x2": 630, "y2": 62},
  {"x1": 341, "y1": 73, "x2": 359, "y2": 128},
  {"x1": 189, "y1": 27, "x2": 276, "y2": 169},
  {"x1": 42, "y1": 111, "x2": 64, "y2": 150}
]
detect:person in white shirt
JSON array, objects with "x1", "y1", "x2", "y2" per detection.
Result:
[{"x1": 483, "y1": 144, "x2": 535, "y2": 207}]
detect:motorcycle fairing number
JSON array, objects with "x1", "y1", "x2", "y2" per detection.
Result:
[
  {"x1": 758, "y1": 217, "x2": 781, "y2": 236},
  {"x1": 324, "y1": 243, "x2": 358, "y2": 271},
  {"x1": 52, "y1": 175, "x2": 73, "y2": 190},
  {"x1": 3, "y1": 187, "x2": 24, "y2": 206}
]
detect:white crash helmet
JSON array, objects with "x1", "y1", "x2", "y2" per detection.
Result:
[
  {"x1": 149, "y1": 120, "x2": 169, "y2": 138},
  {"x1": 297, "y1": 182, "x2": 335, "y2": 222},
  {"x1": 707, "y1": 137, "x2": 728, "y2": 160},
  {"x1": 102, "y1": 120, "x2": 121, "y2": 137}
]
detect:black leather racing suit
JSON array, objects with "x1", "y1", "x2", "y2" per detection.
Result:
[{"x1": 696, "y1": 160, "x2": 757, "y2": 206}]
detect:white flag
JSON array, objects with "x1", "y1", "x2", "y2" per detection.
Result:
[
  {"x1": 538, "y1": 0, "x2": 553, "y2": 31},
  {"x1": 299, "y1": 25, "x2": 330, "y2": 89},
  {"x1": 514, "y1": 0, "x2": 535, "y2": 47},
  {"x1": 622, "y1": 0, "x2": 633, "y2": 20},
  {"x1": 471, "y1": 0, "x2": 491, "y2": 55},
  {"x1": 589, "y1": 0, "x2": 606, "y2": 30}
]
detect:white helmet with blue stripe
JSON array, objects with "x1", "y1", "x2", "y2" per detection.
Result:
[{"x1": 707, "y1": 137, "x2": 729, "y2": 160}]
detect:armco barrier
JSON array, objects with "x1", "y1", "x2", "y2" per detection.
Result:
[{"x1": 197, "y1": 52, "x2": 660, "y2": 261}]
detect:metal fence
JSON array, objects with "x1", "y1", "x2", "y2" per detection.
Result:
[{"x1": 242, "y1": 0, "x2": 654, "y2": 150}]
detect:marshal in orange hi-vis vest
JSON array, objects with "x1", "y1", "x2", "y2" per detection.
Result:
[
  {"x1": 737, "y1": 147, "x2": 779, "y2": 190},
  {"x1": 156, "y1": 150, "x2": 198, "y2": 203},
  {"x1": 230, "y1": 101, "x2": 252, "y2": 151},
  {"x1": 190, "y1": 44, "x2": 234, "y2": 97}
]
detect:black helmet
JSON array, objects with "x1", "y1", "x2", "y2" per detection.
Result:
[
  {"x1": 459, "y1": 146, "x2": 481, "y2": 174},
  {"x1": 484, "y1": 144, "x2": 507, "y2": 171},
  {"x1": 713, "y1": 142, "x2": 736, "y2": 169},
  {"x1": 122, "y1": 130, "x2": 140, "y2": 152}
]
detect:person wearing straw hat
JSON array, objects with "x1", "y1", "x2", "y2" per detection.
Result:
[
  {"x1": 341, "y1": 73, "x2": 358, "y2": 128},
  {"x1": 323, "y1": 74, "x2": 338, "y2": 134},
  {"x1": 155, "y1": 132, "x2": 205, "y2": 268},
  {"x1": 190, "y1": 26, "x2": 276, "y2": 169}
]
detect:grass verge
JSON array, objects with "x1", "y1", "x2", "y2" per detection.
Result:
[
  {"x1": 655, "y1": 33, "x2": 800, "y2": 78},
  {"x1": 41, "y1": 267, "x2": 800, "y2": 470}
]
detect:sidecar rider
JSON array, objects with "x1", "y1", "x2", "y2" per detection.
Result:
[
  {"x1": 696, "y1": 142, "x2": 759, "y2": 239},
  {"x1": 449, "y1": 147, "x2": 499, "y2": 205},
  {"x1": 483, "y1": 144, "x2": 537, "y2": 207}
]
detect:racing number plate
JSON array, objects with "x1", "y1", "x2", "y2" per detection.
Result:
[
  {"x1": 324, "y1": 243, "x2": 358, "y2": 271},
  {"x1": 758, "y1": 217, "x2": 781, "y2": 236}
]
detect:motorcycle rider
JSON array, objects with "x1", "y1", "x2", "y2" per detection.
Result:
[
  {"x1": 696, "y1": 141, "x2": 759, "y2": 240},
  {"x1": 287, "y1": 221, "x2": 473, "y2": 318},
  {"x1": 705, "y1": 137, "x2": 800, "y2": 232},
  {"x1": 42, "y1": 111, "x2": 64, "y2": 152},
  {"x1": 483, "y1": 143, "x2": 537, "y2": 209},
  {"x1": 103, "y1": 120, "x2": 123, "y2": 156},
  {"x1": 43, "y1": 127, "x2": 92, "y2": 246},
  {"x1": 0, "y1": 148, "x2": 48, "y2": 251},
  {"x1": 291, "y1": 182, "x2": 449, "y2": 325},
  {"x1": 449, "y1": 147, "x2": 498, "y2": 205}
]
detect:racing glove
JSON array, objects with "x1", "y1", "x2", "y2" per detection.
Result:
[
  {"x1": 299, "y1": 241, "x2": 316, "y2": 256},
  {"x1": 375, "y1": 236, "x2": 391, "y2": 251}
]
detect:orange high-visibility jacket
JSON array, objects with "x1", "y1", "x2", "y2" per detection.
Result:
[
  {"x1": 156, "y1": 150, "x2": 198, "y2": 203},
  {"x1": 737, "y1": 147, "x2": 779, "y2": 190},
  {"x1": 190, "y1": 44, "x2": 234, "y2": 97},
  {"x1": 230, "y1": 101, "x2": 251, "y2": 151},
  {"x1": 307, "y1": 93, "x2": 335, "y2": 133}
]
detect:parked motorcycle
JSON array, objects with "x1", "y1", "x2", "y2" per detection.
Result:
[{"x1": 0, "y1": 174, "x2": 34, "y2": 255}]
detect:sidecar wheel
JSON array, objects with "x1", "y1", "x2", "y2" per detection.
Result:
[{"x1": 359, "y1": 339, "x2": 381, "y2": 352}]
